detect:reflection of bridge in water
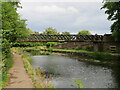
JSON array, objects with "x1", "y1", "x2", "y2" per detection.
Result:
[{"x1": 18, "y1": 34, "x2": 103, "y2": 42}]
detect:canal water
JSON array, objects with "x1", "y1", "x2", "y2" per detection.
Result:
[{"x1": 30, "y1": 55, "x2": 120, "y2": 88}]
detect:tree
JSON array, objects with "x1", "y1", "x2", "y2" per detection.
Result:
[
  {"x1": 43, "y1": 27, "x2": 60, "y2": 35},
  {"x1": 2, "y1": 2, "x2": 29, "y2": 43},
  {"x1": 27, "y1": 28, "x2": 39, "y2": 34},
  {"x1": 61, "y1": 31, "x2": 70, "y2": 35},
  {"x1": 27, "y1": 28, "x2": 34, "y2": 34},
  {"x1": 1, "y1": 1, "x2": 29, "y2": 87},
  {"x1": 102, "y1": 1, "x2": 120, "y2": 41},
  {"x1": 78, "y1": 30, "x2": 92, "y2": 35}
]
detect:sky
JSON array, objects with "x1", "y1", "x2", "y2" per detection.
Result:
[{"x1": 18, "y1": 0, "x2": 113, "y2": 35}]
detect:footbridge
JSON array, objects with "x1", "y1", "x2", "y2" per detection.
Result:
[
  {"x1": 18, "y1": 34, "x2": 103, "y2": 42},
  {"x1": 17, "y1": 34, "x2": 120, "y2": 52}
]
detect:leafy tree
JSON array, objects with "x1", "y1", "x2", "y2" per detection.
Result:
[
  {"x1": 27, "y1": 28, "x2": 34, "y2": 34},
  {"x1": 102, "y1": 1, "x2": 120, "y2": 41},
  {"x1": 27, "y1": 28, "x2": 39, "y2": 34},
  {"x1": 43, "y1": 27, "x2": 60, "y2": 35},
  {"x1": 2, "y1": 2, "x2": 29, "y2": 43},
  {"x1": 78, "y1": 30, "x2": 92, "y2": 35},
  {"x1": 34, "y1": 31, "x2": 39, "y2": 34},
  {"x1": 61, "y1": 31, "x2": 70, "y2": 35}
]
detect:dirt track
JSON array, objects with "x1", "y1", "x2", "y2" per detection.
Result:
[{"x1": 5, "y1": 53, "x2": 33, "y2": 88}]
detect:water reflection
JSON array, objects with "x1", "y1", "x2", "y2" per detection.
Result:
[{"x1": 31, "y1": 55, "x2": 119, "y2": 88}]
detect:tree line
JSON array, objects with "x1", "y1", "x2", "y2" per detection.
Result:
[{"x1": 28, "y1": 27, "x2": 92, "y2": 35}]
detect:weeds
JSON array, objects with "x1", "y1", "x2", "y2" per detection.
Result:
[
  {"x1": 71, "y1": 80, "x2": 85, "y2": 88},
  {"x1": 90, "y1": 52, "x2": 112, "y2": 61}
]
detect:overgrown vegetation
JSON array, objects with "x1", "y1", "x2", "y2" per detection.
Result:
[
  {"x1": 12, "y1": 42, "x2": 43, "y2": 47},
  {"x1": 46, "y1": 42, "x2": 58, "y2": 48},
  {"x1": 90, "y1": 52, "x2": 112, "y2": 61}
]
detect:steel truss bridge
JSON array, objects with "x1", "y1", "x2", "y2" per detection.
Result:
[{"x1": 18, "y1": 34, "x2": 103, "y2": 42}]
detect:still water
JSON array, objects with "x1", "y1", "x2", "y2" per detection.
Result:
[{"x1": 30, "y1": 55, "x2": 119, "y2": 88}]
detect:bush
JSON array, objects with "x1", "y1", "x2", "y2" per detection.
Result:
[
  {"x1": 46, "y1": 42, "x2": 58, "y2": 48},
  {"x1": 1, "y1": 38, "x2": 13, "y2": 88},
  {"x1": 91, "y1": 52, "x2": 112, "y2": 61},
  {"x1": 12, "y1": 42, "x2": 43, "y2": 47},
  {"x1": 85, "y1": 46, "x2": 93, "y2": 51},
  {"x1": 48, "y1": 47, "x2": 53, "y2": 52}
]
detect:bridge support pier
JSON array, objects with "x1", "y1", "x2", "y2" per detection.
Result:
[
  {"x1": 93, "y1": 42, "x2": 104, "y2": 52},
  {"x1": 93, "y1": 42, "x2": 120, "y2": 53}
]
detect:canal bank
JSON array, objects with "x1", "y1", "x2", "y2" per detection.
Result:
[{"x1": 30, "y1": 48, "x2": 120, "y2": 67}]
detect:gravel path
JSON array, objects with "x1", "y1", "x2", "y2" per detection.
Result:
[{"x1": 5, "y1": 53, "x2": 34, "y2": 88}]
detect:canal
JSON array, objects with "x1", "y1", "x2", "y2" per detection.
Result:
[{"x1": 30, "y1": 55, "x2": 120, "y2": 88}]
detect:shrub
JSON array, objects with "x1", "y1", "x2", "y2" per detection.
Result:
[
  {"x1": 46, "y1": 42, "x2": 58, "y2": 48},
  {"x1": 85, "y1": 46, "x2": 93, "y2": 51},
  {"x1": 91, "y1": 52, "x2": 112, "y2": 61}
]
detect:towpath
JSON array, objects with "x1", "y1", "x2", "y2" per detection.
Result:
[{"x1": 5, "y1": 53, "x2": 33, "y2": 88}]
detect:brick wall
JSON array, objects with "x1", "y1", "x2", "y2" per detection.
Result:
[{"x1": 53, "y1": 42, "x2": 93, "y2": 49}]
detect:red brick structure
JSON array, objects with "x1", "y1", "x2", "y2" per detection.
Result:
[
  {"x1": 53, "y1": 42, "x2": 93, "y2": 50},
  {"x1": 94, "y1": 34, "x2": 120, "y2": 53}
]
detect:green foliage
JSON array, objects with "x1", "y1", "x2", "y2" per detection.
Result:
[
  {"x1": 112, "y1": 30, "x2": 120, "y2": 42},
  {"x1": 46, "y1": 42, "x2": 58, "y2": 48},
  {"x1": 1, "y1": 1, "x2": 29, "y2": 88},
  {"x1": 61, "y1": 31, "x2": 70, "y2": 35},
  {"x1": 43, "y1": 27, "x2": 60, "y2": 35},
  {"x1": 27, "y1": 28, "x2": 39, "y2": 34},
  {"x1": 85, "y1": 46, "x2": 93, "y2": 51},
  {"x1": 102, "y1": 1, "x2": 120, "y2": 41},
  {"x1": 24, "y1": 49, "x2": 51, "y2": 56},
  {"x1": 47, "y1": 47, "x2": 53, "y2": 52},
  {"x1": 12, "y1": 42, "x2": 43, "y2": 47},
  {"x1": 2, "y1": 2, "x2": 29, "y2": 43},
  {"x1": 90, "y1": 52, "x2": 112, "y2": 61},
  {"x1": 78, "y1": 30, "x2": 92, "y2": 35},
  {"x1": 71, "y1": 80, "x2": 85, "y2": 88}
]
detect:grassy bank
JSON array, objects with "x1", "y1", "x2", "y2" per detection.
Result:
[
  {"x1": 12, "y1": 47, "x2": 54, "y2": 88},
  {"x1": 53, "y1": 49, "x2": 120, "y2": 67},
  {"x1": 1, "y1": 50, "x2": 13, "y2": 89},
  {"x1": 32, "y1": 47, "x2": 119, "y2": 67}
]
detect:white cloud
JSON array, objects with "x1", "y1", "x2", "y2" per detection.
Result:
[
  {"x1": 34, "y1": 5, "x2": 78, "y2": 14},
  {"x1": 19, "y1": 4, "x2": 79, "y2": 19},
  {"x1": 18, "y1": 2, "x2": 112, "y2": 34}
]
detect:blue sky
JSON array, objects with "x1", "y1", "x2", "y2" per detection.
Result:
[{"x1": 18, "y1": 0, "x2": 113, "y2": 35}]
